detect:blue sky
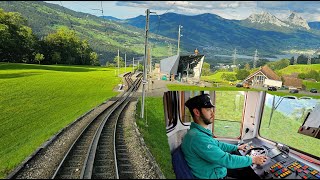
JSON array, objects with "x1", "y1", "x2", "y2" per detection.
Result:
[{"x1": 45, "y1": 1, "x2": 320, "y2": 22}]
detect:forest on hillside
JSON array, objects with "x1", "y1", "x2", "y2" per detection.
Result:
[{"x1": 0, "y1": 8, "x2": 99, "y2": 65}]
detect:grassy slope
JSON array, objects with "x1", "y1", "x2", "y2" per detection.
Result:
[
  {"x1": 0, "y1": 63, "x2": 126, "y2": 178},
  {"x1": 136, "y1": 97, "x2": 175, "y2": 179},
  {"x1": 260, "y1": 106, "x2": 320, "y2": 157},
  {"x1": 278, "y1": 64, "x2": 320, "y2": 75}
]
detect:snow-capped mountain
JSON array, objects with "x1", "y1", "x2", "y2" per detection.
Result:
[
  {"x1": 245, "y1": 11, "x2": 310, "y2": 30},
  {"x1": 247, "y1": 11, "x2": 289, "y2": 27},
  {"x1": 286, "y1": 12, "x2": 310, "y2": 30}
]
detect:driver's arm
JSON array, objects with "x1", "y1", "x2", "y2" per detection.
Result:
[
  {"x1": 216, "y1": 140, "x2": 238, "y2": 153},
  {"x1": 193, "y1": 137, "x2": 253, "y2": 169}
]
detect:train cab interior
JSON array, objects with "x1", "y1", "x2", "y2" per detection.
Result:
[{"x1": 163, "y1": 91, "x2": 320, "y2": 179}]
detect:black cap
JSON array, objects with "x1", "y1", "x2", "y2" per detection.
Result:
[{"x1": 185, "y1": 94, "x2": 215, "y2": 111}]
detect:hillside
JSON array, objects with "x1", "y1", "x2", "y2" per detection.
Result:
[
  {"x1": 278, "y1": 64, "x2": 320, "y2": 75},
  {"x1": 309, "y1": 22, "x2": 320, "y2": 30},
  {"x1": 0, "y1": 1, "x2": 175, "y2": 65}
]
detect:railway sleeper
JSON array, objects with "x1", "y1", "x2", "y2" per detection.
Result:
[
  {"x1": 96, "y1": 153, "x2": 112, "y2": 159},
  {"x1": 116, "y1": 153, "x2": 129, "y2": 159},
  {"x1": 92, "y1": 172, "x2": 115, "y2": 179},
  {"x1": 93, "y1": 166, "x2": 114, "y2": 174}
]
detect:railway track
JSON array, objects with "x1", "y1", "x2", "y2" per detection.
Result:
[
  {"x1": 7, "y1": 72, "x2": 142, "y2": 179},
  {"x1": 52, "y1": 73, "x2": 142, "y2": 179}
]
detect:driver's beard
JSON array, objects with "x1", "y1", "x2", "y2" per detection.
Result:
[{"x1": 200, "y1": 111, "x2": 212, "y2": 125}]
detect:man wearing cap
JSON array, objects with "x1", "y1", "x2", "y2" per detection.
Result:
[{"x1": 181, "y1": 94, "x2": 267, "y2": 179}]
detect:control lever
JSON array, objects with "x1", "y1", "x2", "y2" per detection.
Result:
[{"x1": 276, "y1": 143, "x2": 290, "y2": 154}]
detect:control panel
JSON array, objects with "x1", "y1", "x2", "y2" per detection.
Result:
[
  {"x1": 239, "y1": 138, "x2": 320, "y2": 179},
  {"x1": 267, "y1": 160, "x2": 320, "y2": 179}
]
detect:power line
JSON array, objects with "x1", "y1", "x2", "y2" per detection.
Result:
[
  {"x1": 100, "y1": 1, "x2": 108, "y2": 32},
  {"x1": 163, "y1": 1, "x2": 176, "y2": 15},
  {"x1": 90, "y1": 1, "x2": 108, "y2": 33},
  {"x1": 147, "y1": 1, "x2": 178, "y2": 37},
  {"x1": 59, "y1": 1, "x2": 75, "y2": 31}
]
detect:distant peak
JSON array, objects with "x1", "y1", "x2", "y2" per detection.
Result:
[
  {"x1": 247, "y1": 11, "x2": 289, "y2": 27},
  {"x1": 286, "y1": 12, "x2": 310, "y2": 30}
]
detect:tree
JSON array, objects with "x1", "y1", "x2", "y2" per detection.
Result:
[
  {"x1": 221, "y1": 73, "x2": 237, "y2": 81},
  {"x1": 34, "y1": 53, "x2": 44, "y2": 64},
  {"x1": 0, "y1": 8, "x2": 36, "y2": 63},
  {"x1": 290, "y1": 56, "x2": 295, "y2": 65},
  {"x1": 236, "y1": 69, "x2": 250, "y2": 80},
  {"x1": 106, "y1": 61, "x2": 115, "y2": 67},
  {"x1": 267, "y1": 59, "x2": 290, "y2": 70},
  {"x1": 306, "y1": 70, "x2": 320, "y2": 81},
  {"x1": 297, "y1": 55, "x2": 308, "y2": 64},
  {"x1": 244, "y1": 63, "x2": 250, "y2": 71},
  {"x1": 201, "y1": 62, "x2": 211, "y2": 76},
  {"x1": 113, "y1": 56, "x2": 125, "y2": 67},
  {"x1": 90, "y1": 52, "x2": 99, "y2": 66},
  {"x1": 43, "y1": 27, "x2": 97, "y2": 65}
]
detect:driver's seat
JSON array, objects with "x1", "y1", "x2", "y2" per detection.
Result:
[{"x1": 171, "y1": 145, "x2": 194, "y2": 179}]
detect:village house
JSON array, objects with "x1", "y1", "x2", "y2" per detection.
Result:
[
  {"x1": 243, "y1": 65, "x2": 303, "y2": 89},
  {"x1": 282, "y1": 76, "x2": 303, "y2": 90},
  {"x1": 243, "y1": 65, "x2": 282, "y2": 88}
]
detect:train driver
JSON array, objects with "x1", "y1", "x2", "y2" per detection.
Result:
[{"x1": 182, "y1": 94, "x2": 267, "y2": 179}]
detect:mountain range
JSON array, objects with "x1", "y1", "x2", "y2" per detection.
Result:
[
  {"x1": 123, "y1": 12, "x2": 320, "y2": 60},
  {"x1": 1, "y1": 1, "x2": 320, "y2": 66}
]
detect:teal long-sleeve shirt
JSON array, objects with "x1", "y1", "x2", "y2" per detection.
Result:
[{"x1": 181, "y1": 122, "x2": 252, "y2": 179}]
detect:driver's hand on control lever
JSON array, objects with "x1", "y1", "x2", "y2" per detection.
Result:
[
  {"x1": 237, "y1": 143, "x2": 249, "y2": 151},
  {"x1": 252, "y1": 155, "x2": 268, "y2": 165}
]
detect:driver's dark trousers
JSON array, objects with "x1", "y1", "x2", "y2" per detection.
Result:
[
  {"x1": 224, "y1": 166, "x2": 260, "y2": 179},
  {"x1": 223, "y1": 151, "x2": 260, "y2": 179}
]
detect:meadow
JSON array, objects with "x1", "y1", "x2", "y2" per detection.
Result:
[
  {"x1": 0, "y1": 63, "x2": 126, "y2": 178},
  {"x1": 200, "y1": 71, "x2": 237, "y2": 84},
  {"x1": 278, "y1": 64, "x2": 320, "y2": 75}
]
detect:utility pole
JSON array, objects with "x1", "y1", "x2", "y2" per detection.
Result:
[
  {"x1": 177, "y1": 25, "x2": 182, "y2": 55},
  {"x1": 148, "y1": 46, "x2": 152, "y2": 74},
  {"x1": 168, "y1": 43, "x2": 172, "y2": 57},
  {"x1": 253, "y1": 49, "x2": 258, "y2": 69},
  {"x1": 233, "y1": 48, "x2": 237, "y2": 66},
  {"x1": 294, "y1": 54, "x2": 298, "y2": 65},
  {"x1": 141, "y1": 9, "x2": 150, "y2": 119},
  {"x1": 125, "y1": 53, "x2": 127, "y2": 72},
  {"x1": 307, "y1": 54, "x2": 311, "y2": 65},
  {"x1": 186, "y1": 63, "x2": 189, "y2": 82},
  {"x1": 117, "y1": 49, "x2": 120, "y2": 76}
]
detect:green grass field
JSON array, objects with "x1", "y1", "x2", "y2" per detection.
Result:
[
  {"x1": 201, "y1": 71, "x2": 237, "y2": 83},
  {"x1": 303, "y1": 80, "x2": 320, "y2": 91},
  {"x1": 136, "y1": 97, "x2": 175, "y2": 179},
  {"x1": 260, "y1": 106, "x2": 320, "y2": 158},
  {"x1": 278, "y1": 64, "x2": 320, "y2": 75},
  {"x1": 0, "y1": 63, "x2": 127, "y2": 178}
]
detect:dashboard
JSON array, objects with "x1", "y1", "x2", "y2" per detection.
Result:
[{"x1": 239, "y1": 138, "x2": 320, "y2": 179}]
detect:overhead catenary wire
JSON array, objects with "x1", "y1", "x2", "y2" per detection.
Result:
[
  {"x1": 59, "y1": 1, "x2": 76, "y2": 31},
  {"x1": 151, "y1": 1, "x2": 177, "y2": 35},
  {"x1": 100, "y1": 1, "x2": 108, "y2": 32}
]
